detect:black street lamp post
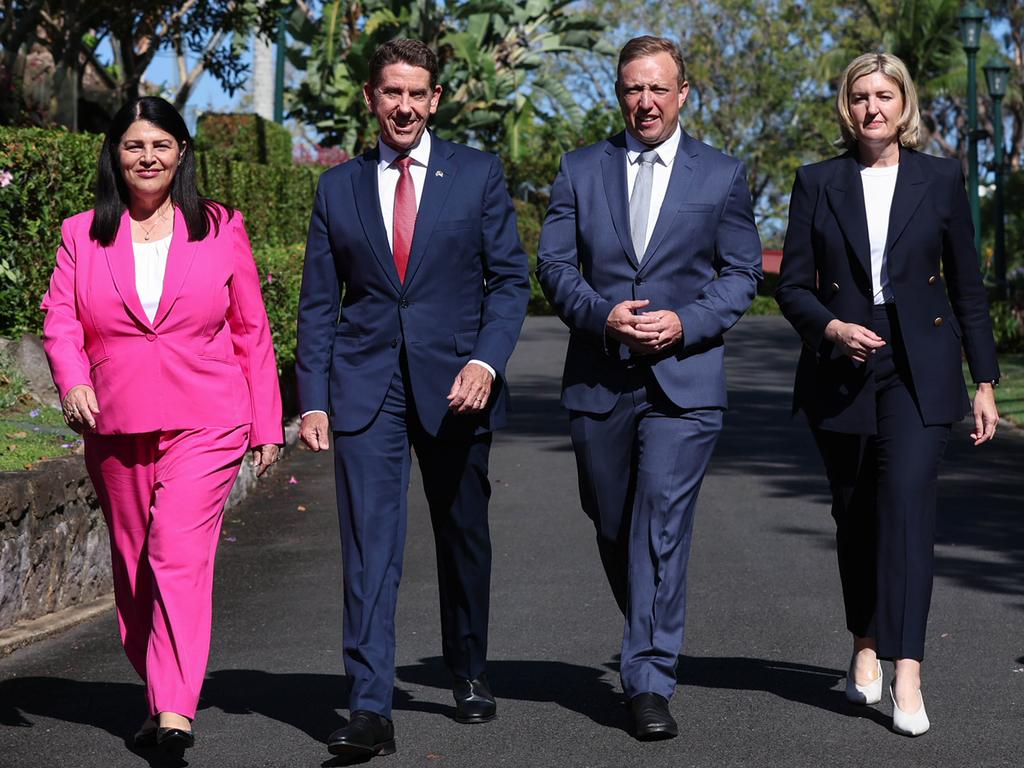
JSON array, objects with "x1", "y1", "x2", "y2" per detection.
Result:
[
  {"x1": 984, "y1": 58, "x2": 1010, "y2": 298},
  {"x1": 958, "y1": 2, "x2": 985, "y2": 258}
]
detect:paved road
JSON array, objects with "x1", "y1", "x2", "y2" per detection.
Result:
[{"x1": 1, "y1": 316, "x2": 1021, "y2": 768}]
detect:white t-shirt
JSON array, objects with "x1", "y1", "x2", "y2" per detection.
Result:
[
  {"x1": 133, "y1": 234, "x2": 171, "y2": 323},
  {"x1": 859, "y1": 164, "x2": 899, "y2": 305}
]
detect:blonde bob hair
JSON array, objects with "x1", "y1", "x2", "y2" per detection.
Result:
[{"x1": 836, "y1": 52, "x2": 922, "y2": 149}]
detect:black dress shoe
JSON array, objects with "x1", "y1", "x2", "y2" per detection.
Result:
[
  {"x1": 452, "y1": 675, "x2": 497, "y2": 724},
  {"x1": 132, "y1": 718, "x2": 158, "y2": 748},
  {"x1": 156, "y1": 726, "x2": 195, "y2": 758},
  {"x1": 631, "y1": 692, "x2": 678, "y2": 741},
  {"x1": 327, "y1": 711, "x2": 396, "y2": 758}
]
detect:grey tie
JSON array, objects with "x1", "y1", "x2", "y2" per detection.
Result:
[{"x1": 629, "y1": 149, "x2": 659, "y2": 261}]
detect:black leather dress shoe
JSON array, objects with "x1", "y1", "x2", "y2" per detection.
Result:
[
  {"x1": 452, "y1": 675, "x2": 497, "y2": 724},
  {"x1": 156, "y1": 726, "x2": 195, "y2": 758},
  {"x1": 327, "y1": 711, "x2": 396, "y2": 758},
  {"x1": 631, "y1": 693, "x2": 678, "y2": 741},
  {"x1": 132, "y1": 718, "x2": 158, "y2": 749}
]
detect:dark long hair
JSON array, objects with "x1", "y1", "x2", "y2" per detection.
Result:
[{"x1": 90, "y1": 96, "x2": 231, "y2": 245}]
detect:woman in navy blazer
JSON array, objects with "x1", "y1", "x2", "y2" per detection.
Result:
[{"x1": 776, "y1": 53, "x2": 999, "y2": 736}]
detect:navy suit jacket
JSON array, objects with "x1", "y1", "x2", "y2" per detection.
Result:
[
  {"x1": 295, "y1": 134, "x2": 530, "y2": 437},
  {"x1": 536, "y1": 129, "x2": 763, "y2": 414},
  {"x1": 776, "y1": 148, "x2": 1000, "y2": 432}
]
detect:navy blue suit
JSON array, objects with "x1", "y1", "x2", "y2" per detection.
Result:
[
  {"x1": 537, "y1": 129, "x2": 761, "y2": 699},
  {"x1": 776, "y1": 148, "x2": 999, "y2": 660},
  {"x1": 296, "y1": 134, "x2": 530, "y2": 717}
]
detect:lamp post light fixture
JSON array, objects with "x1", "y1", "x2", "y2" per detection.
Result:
[
  {"x1": 984, "y1": 57, "x2": 1010, "y2": 297},
  {"x1": 958, "y1": 1, "x2": 985, "y2": 258}
]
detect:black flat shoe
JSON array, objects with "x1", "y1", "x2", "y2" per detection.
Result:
[
  {"x1": 327, "y1": 711, "x2": 396, "y2": 759},
  {"x1": 157, "y1": 726, "x2": 195, "y2": 759},
  {"x1": 132, "y1": 718, "x2": 158, "y2": 748},
  {"x1": 631, "y1": 692, "x2": 678, "y2": 741},
  {"x1": 452, "y1": 675, "x2": 497, "y2": 724}
]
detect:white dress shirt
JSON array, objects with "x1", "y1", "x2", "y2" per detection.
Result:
[
  {"x1": 860, "y1": 163, "x2": 898, "y2": 305},
  {"x1": 133, "y1": 234, "x2": 171, "y2": 323},
  {"x1": 625, "y1": 125, "x2": 681, "y2": 258}
]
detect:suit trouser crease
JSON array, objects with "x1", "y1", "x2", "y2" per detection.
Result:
[
  {"x1": 334, "y1": 358, "x2": 492, "y2": 718},
  {"x1": 813, "y1": 305, "x2": 950, "y2": 661},
  {"x1": 84, "y1": 425, "x2": 249, "y2": 718},
  {"x1": 570, "y1": 371, "x2": 722, "y2": 699}
]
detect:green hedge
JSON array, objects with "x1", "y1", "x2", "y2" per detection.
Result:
[
  {"x1": 0, "y1": 127, "x2": 102, "y2": 336},
  {"x1": 196, "y1": 152, "x2": 321, "y2": 247},
  {"x1": 0, "y1": 126, "x2": 320, "y2": 336},
  {"x1": 251, "y1": 242, "x2": 304, "y2": 373},
  {"x1": 196, "y1": 113, "x2": 293, "y2": 166}
]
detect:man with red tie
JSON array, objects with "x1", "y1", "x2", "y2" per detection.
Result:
[{"x1": 295, "y1": 39, "x2": 530, "y2": 761}]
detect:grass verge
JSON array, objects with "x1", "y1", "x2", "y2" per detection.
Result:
[{"x1": 0, "y1": 400, "x2": 81, "y2": 471}]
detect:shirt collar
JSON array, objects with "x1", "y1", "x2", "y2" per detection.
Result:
[
  {"x1": 625, "y1": 123, "x2": 680, "y2": 166},
  {"x1": 378, "y1": 130, "x2": 433, "y2": 169}
]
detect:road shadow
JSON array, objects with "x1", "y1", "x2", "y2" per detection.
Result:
[
  {"x1": 0, "y1": 676, "x2": 186, "y2": 766},
  {"x1": 396, "y1": 655, "x2": 629, "y2": 733},
  {"x1": 396, "y1": 652, "x2": 888, "y2": 731}
]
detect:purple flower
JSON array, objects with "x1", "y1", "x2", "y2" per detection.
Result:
[
  {"x1": 0, "y1": 169, "x2": 12, "y2": 188},
  {"x1": 29, "y1": 408, "x2": 40, "y2": 418}
]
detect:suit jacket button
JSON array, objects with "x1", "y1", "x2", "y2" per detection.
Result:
[
  {"x1": 831, "y1": 282, "x2": 840, "y2": 292},
  {"x1": 145, "y1": 333, "x2": 156, "y2": 342},
  {"x1": 928, "y1": 275, "x2": 938, "y2": 285},
  {"x1": 634, "y1": 276, "x2": 643, "y2": 286},
  {"x1": 400, "y1": 299, "x2": 410, "y2": 309},
  {"x1": 933, "y1": 316, "x2": 943, "y2": 327},
  {"x1": 391, "y1": 339, "x2": 399, "y2": 348}
]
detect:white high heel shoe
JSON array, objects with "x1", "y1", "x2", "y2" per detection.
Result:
[
  {"x1": 890, "y1": 683, "x2": 930, "y2": 736},
  {"x1": 845, "y1": 658, "x2": 882, "y2": 704}
]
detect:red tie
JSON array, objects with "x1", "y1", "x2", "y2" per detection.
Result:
[{"x1": 392, "y1": 155, "x2": 416, "y2": 283}]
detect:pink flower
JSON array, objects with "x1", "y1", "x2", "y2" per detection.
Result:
[
  {"x1": 266, "y1": 271, "x2": 274, "y2": 284},
  {"x1": 0, "y1": 169, "x2": 12, "y2": 188}
]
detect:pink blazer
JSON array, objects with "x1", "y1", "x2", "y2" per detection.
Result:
[{"x1": 41, "y1": 207, "x2": 284, "y2": 446}]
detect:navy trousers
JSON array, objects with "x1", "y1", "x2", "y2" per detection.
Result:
[
  {"x1": 812, "y1": 304, "x2": 951, "y2": 661},
  {"x1": 570, "y1": 368, "x2": 722, "y2": 700},
  {"x1": 333, "y1": 353, "x2": 492, "y2": 718}
]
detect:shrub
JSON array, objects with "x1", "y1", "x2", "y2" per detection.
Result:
[
  {"x1": 196, "y1": 113, "x2": 292, "y2": 166},
  {"x1": 252, "y1": 242, "x2": 304, "y2": 373},
  {"x1": 0, "y1": 127, "x2": 102, "y2": 335},
  {"x1": 989, "y1": 299, "x2": 1023, "y2": 353},
  {"x1": 197, "y1": 152, "x2": 322, "y2": 247},
  {"x1": 513, "y1": 198, "x2": 552, "y2": 315}
]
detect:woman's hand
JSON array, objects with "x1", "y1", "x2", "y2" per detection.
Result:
[
  {"x1": 824, "y1": 319, "x2": 886, "y2": 363},
  {"x1": 971, "y1": 383, "x2": 998, "y2": 446},
  {"x1": 62, "y1": 385, "x2": 100, "y2": 433},
  {"x1": 251, "y1": 444, "x2": 280, "y2": 477}
]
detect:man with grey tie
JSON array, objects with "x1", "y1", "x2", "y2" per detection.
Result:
[{"x1": 536, "y1": 36, "x2": 762, "y2": 740}]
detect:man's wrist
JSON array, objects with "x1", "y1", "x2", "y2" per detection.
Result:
[{"x1": 468, "y1": 359, "x2": 496, "y2": 379}]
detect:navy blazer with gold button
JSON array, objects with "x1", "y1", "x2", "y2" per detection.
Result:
[{"x1": 776, "y1": 147, "x2": 999, "y2": 433}]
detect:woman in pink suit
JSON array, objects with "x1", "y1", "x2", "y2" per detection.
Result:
[{"x1": 41, "y1": 96, "x2": 283, "y2": 758}]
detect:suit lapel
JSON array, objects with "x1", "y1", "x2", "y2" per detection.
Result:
[
  {"x1": 638, "y1": 129, "x2": 700, "y2": 275},
  {"x1": 352, "y1": 148, "x2": 402, "y2": 291},
  {"x1": 825, "y1": 153, "x2": 872, "y2": 279},
  {"x1": 104, "y1": 210, "x2": 153, "y2": 330},
  {"x1": 151, "y1": 207, "x2": 198, "y2": 328},
  {"x1": 403, "y1": 134, "x2": 457, "y2": 288},
  {"x1": 600, "y1": 134, "x2": 639, "y2": 269},
  {"x1": 884, "y1": 148, "x2": 929, "y2": 256}
]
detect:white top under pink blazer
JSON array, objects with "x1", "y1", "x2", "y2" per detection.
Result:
[{"x1": 41, "y1": 206, "x2": 284, "y2": 447}]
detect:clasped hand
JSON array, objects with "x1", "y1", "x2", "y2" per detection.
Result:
[
  {"x1": 606, "y1": 299, "x2": 682, "y2": 354},
  {"x1": 824, "y1": 319, "x2": 885, "y2": 363}
]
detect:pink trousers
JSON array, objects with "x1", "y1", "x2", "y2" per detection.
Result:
[{"x1": 84, "y1": 425, "x2": 249, "y2": 719}]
